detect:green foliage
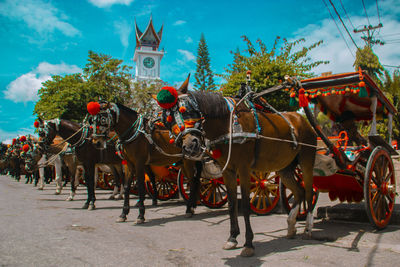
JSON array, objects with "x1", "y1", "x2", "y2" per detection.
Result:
[
  {"x1": 221, "y1": 36, "x2": 328, "y2": 111},
  {"x1": 194, "y1": 33, "x2": 216, "y2": 91},
  {"x1": 353, "y1": 46, "x2": 384, "y2": 85},
  {"x1": 34, "y1": 51, "x2": 133, "y2": 121},
  {"x1": 316, "y1": 112, "x2": 333, "y2": 136},
  {"x1": 126, "y1": 79, "x2": 167, "y2": 116},
  {"x1": 382, "y1": 70, "x2": 400, "y2": 142}
]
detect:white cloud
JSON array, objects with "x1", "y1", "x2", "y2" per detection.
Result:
[
  {"x1": 88, "y1": 0, "x2": 135, "y2": 8},
  {"x1": 291, "y1": 1, "x2": 400, "y2": 75},
  {"x1": 185, "y1": 36, "x2": 193, "y2": 43},
  {"x1": 173, "y1": 20, "x2": 186, "y2": 26},
  {"x1": 177, "y1": 49, "x2": 196, "y2": 62},
  {"x1": 0, "y1": 0, "x2": 80, "y2": 37},
  {"x1": 0, "y1": 128, "x2": 36, "y2": 144},
  {"x1": 4, "y1": 63, "x2": 81, "y2": 103},
  {"x1": 114, "y1": 20, "x2": 132, "y2": 48}
]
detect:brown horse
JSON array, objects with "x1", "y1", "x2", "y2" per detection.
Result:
[
  {"x1": 157, "y1": 84, "x2": 317, "y2": 256},
  {"x1": 35, "y1": 118, "x2": 126, "y2": 210},
  {"x1": 87, "y1": 97, "x2": 203, "y2": 224}
]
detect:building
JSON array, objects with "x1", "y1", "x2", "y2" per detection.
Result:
[{"x1": 133, "y1": 16, "x2": 164, "y2": 80}]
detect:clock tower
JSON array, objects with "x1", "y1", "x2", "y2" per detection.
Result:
[{"x1": 133, "y1": 16, "x2": 164, "y2": 80}]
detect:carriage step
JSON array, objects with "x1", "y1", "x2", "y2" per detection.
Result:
[{"x1": 317, "y1": 204, "x2": 400, "y2": 225}]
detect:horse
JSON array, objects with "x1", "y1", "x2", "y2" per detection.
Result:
[
  {"x1": 156, "y1": 82, "x2": 317, "y2": 257},
  {"x1": 34, "y1": 118, "x2": 126, "y2": 209},
  {"x1": 86, "y1": 81, "x2": 202, "y2": 224}
]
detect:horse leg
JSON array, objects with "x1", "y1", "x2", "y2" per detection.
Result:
[
  {"x1": 145, "y1": 165, "x2": 157, "y2": 206},
  {"x1": 54, "y1": 156, "x2": 63, "y2": 195},
  {"x1": 109, "y1": 166, "x2": 119, "y2": 200},
  {"x1": 222, "y1": 169, "x2": 240, "y2": 250},
  {"x1": 117, "y1": 164, "x2": 134, "y2": 222},
  {"x1": 278, "y1": 164, "x2": 304, "y2": 239},
  {"x1": 298, "y1": 149, "x2": 316, "y2": 238},
  {"x1": 67, "y1": 167, "x2": 79, "y2": 201},
  {"x1": 185, "y1": 161, "x2": 201, "y2": 217},
  {"x1": 82, "y1": 165, "x2": 95, "y2": 210},
  {"x1": 135, "y1": 165, "x2": 146, "y2": 224},
  {"x1": 237, "y1": 167, "x2": 255, "y2": 257},
  {"x1": 37, "y1": 157, "x2": 45, "y2": 190}
]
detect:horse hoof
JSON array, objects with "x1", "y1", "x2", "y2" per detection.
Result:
[
  {"x1": 82, "y1": 203, "x2": 89, "y2": 209},
  {"x1": 223, "y1": 241, "x2": 238, "y2": 250},
  {"x1": 152, "y1": 200, "x2": 158, "y2": 206},
  {"x1": 108, "y1": 195, "x2": 115, "y2": 200},
  {"x1": 303, "y1": 230, "x2": 312, "y2": 239},
  {"x1": 88, "y1": 204, "x2": 95, "y2": 211},
  {"x1": 55, "y1": 191, "x2": 61, "y2": 195},
  {"x1": 116, "y1": 217, "x2": 127, "y2": 223},
  {"x1": 37, "y1": 187, "x2": 44, "y2": 191},
  {"x1": 287, "y1": 229, "x2": 297, "y2": 239},
  {"x1": 66, "y1": 197, "x2": 73, "y2": 201},
  {"x1": 115, "y1": 195, "x2": 123, "y2": 200},
  {"x1": 240, "y1": 247, "x2": 255, "y2": 257},
  {"x1": 134, "y1": 218, "x2": 145, "y2": 225}
]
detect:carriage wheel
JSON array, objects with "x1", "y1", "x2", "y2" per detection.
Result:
[
  {"x1": 96, "y1": 171, "x2": 108, "y2": 190},
  {"x1": 364, "y1": 147, "x2": 396, "y2": 229},
  {"x1": 145, "y1": 168, "x2": 179, "y2": 201},
  {"x1": 177, "y1": 169, "x2": 190, "y2": 201},
  {"x1": 199, "y1": 176, "x2": 228, "y2": 208},
  {"x1": 249, "y1": 171, "x2": 280, "y2": 215},
  {"x1": 280, "y1": 168, "x2": 319, "y2": 220},
  {"x1": 103, "y1": 173, "x2": 114, "y2": 190}
]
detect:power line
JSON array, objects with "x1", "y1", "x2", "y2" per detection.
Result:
[
  {"x1": 361, "y1": 0, "x2": 371, "y2": 25},
  {"x1": 376, "y1": 0, "x2": 381, "y2": 24},
  {"x1": 339, "y1": 0, "x2": 355, "y2": 30},
  {"x1": 322, "y1": 0, "x2": 355, "y2": 58},
  {"x1": 382, "y1": 64, "x2": 400, "y2": 68},
  {"x1": 328, "y1": 0, "x2": 359, "y2": 49}
]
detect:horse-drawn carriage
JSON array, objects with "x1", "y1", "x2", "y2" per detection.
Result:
[{"x1": 280, "y1": 70, "x2": 397, "y2": 229}]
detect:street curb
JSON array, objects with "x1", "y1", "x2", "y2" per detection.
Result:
[{"x1": 317, "y1": 203, "x2": 400, "y2": 225}]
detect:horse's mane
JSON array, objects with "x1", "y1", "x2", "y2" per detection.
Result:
[
  {"x1": 116, "y1": 103, "x2": 138, "y2": 117},
  {"x1": 188, "y1": 91, "x2": 230, "y2": 118}
]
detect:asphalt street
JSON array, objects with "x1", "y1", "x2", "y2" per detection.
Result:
[{"x1": 1, "y1": 173, "x2": 400, "y2": 267}]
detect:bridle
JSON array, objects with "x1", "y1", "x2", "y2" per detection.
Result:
[{"x1": 162, "y1": 93, "x2": 207, "y2": 156}]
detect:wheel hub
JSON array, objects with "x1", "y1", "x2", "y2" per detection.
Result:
[{"x1": 381, "y1": 182, "x2": 389, "y2": 195}]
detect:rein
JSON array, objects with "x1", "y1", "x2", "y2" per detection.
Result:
[
  {"x1": 108, "y1": 104, "x2": 184, "y2": 158},
  {"x1": 36, "y1": 143, "x2": 69, "y2": 168}
]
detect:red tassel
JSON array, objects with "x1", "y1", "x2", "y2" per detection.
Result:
[
  {"x1": 211, "y1": 149, "x2": 222, "y2": 159},
  {"x1": 298, "y1": 88, "x2": 309, "y2": 107},
  {"x1": 169, "y1": 138, "x2": 175, "y2": 144},
  {"x1": 121, "y1": 160, "x2": 127, "y2": 165},
  {"x1": 167, "y1": 115, "x2": 173, "y2": 123}
]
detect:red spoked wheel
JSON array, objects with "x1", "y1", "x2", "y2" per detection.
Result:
[
  {"x1": 199, "y1": 176, "x2": 228, "y2": 208},
  {"x1": 250, "y1": 171, "x2": 280, "y2": 215},
  {"x1": 364, "y1": 147, "x2": 396, "y2": 229},
  {"x1": 280, "y1": 168, "x2": 319, "y2": 220},
  {"x1": 177, "y1": 168, "x2": 190, "y2": 201},
  {"x1": 145, "y1": 166, "x2": 179, "y2": 201}
]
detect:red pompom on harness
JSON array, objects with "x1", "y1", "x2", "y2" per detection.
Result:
[
  {"x1": 22, "y1": 144, "x2": 30, "y2": 152},
  {"x1": 34, "y1": 121, "x2": 40, "y2": 128},
  {"x1": 19, "y1": 136, "x2": 26, "y2": 142},
  {"x1": 87, "y1": 102, "x2": 101, "y2": 115},
  {"x1": 156, "y1": 87, "x2": 178, "y2": 109}
]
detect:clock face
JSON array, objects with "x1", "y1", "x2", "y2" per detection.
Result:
[{"x1": 143, "y1": 57, "x2": 155, "y2": 69}]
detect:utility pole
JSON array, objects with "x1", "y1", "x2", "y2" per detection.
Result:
[{"x1": 353, "y1": 23, "x2": 385, "y2": 47}]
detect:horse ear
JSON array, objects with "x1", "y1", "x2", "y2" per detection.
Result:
[
  {"x1": 178, "y1": 73, "x2": 190, "y2": 94},
  {"x1": 150, "y1": 94, "x2": 158, "y2": 101}
]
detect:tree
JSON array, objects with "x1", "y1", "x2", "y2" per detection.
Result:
[
  {"x1": 126, "y1": 79, "x2": 167, "y2": 116},
  {"x1": 221, "y1": 36, "x2": 328, "y2": 111},
  {"x1": 353, "y1": 45, "x2": 384, "y2": 85},
  {"x1": 34, "y1": 51, "x2": 133, "y2": 121},
  {"x1": 194, "y1": 33, "x2": 216, "y2": 91}
]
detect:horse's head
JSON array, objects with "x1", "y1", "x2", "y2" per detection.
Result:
[
  {"x1": 86, "y1": 101, "x2": 118, "y2": 149},
  {"x1": 23, "y1": 143, "x2": 43, "y2": 172},
  {"x1": 36, "y1": 119, "x2": 59, "y2": 147},
  {"x1": 155, "y1": 75, "x2": 208, "y2": 160}
]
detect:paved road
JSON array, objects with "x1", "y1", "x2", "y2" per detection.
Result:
[{"x1": 1, "y1": 174, "x2": 400, "y2": 267}]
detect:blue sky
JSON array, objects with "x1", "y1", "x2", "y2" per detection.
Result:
[{"x1": 0, "y1": 0, "x2": 399, "y2": 143}]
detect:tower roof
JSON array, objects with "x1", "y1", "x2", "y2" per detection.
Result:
[{"x1": 135, "y1": 16, "x2": 163, "y2": 49}]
